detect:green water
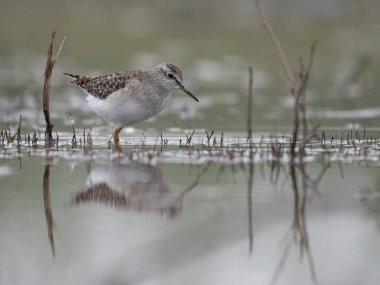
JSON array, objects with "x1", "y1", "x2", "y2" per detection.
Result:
[
  {"x1": 1, "y1": 1, "x2": 380, "y2": 284},
  {"x1": 1, "y1": 157, "x2": 380, "y2": 284}
]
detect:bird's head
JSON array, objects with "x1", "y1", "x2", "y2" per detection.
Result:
[{"x1": 156, "y1": 63, "x2": 199, "y2": 102}]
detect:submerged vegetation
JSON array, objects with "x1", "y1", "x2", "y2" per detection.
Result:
[{"x1": 1, "y1": 123, "x2": 379, "y2": 166}]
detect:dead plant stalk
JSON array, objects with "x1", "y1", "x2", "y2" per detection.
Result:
[
  {"x1": 43, "y1": 31, "x2": 66, "y2": 140},
  {"x1": 254, "y1": 0, "x2": 317, "y2": 160},
  {"x1": 247, "y1": 66, "x2": 254, "y2": 141}
]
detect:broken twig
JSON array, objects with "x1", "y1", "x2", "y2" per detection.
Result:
[{"x1": 43, "y1": 31, "x2": 66, "y2": 140}]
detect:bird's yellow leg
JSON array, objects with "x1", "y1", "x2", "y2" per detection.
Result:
[
  {"x1": 113, "y1": 128, "x2": 122, "y2": 152},
  {"x1": 113, "y1": 128, "x2": 121, "y2": 143}
]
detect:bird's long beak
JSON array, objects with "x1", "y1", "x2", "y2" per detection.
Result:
[{"x1": 176, "y1": 80, "x2": 199, "y2": 102}]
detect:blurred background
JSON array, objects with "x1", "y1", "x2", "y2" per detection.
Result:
[
  {"x1": 1, "y1": 0, "x2": 380, "y2": 133},
  {"x1": 1, "y1": 2, "x2": 380, "y2": 285}
]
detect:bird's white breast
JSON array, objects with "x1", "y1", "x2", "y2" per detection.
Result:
[{"x1": 85, "y1": 87, "x2": 171, "y2": 128}]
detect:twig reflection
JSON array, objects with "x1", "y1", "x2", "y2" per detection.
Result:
[
  {"x1": 247, "y1": 160, "x2": 254, "y2": 254},
  {"x1": 270, "y1": 160, "x2": 330, "y2": 285},
  {"x1": 43, "y1": 162, "x2": 55, "y2": 257}
]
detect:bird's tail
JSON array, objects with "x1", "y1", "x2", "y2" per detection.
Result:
[{"x1": 63, "y1": 72, "x2": 92, "y2": 86}]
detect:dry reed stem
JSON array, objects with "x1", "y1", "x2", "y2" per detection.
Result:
[
  {"x1": 300, "y1": 41, "x2": 318, "y2": 149},
  {"x1": 186, "y1": 129, "x2": 196, "y2": 146},
  {"x1": 17, "y1": 115, "x2": 22, "y2": 146},
  {"x1": 43, "y1": 31, "x2": 66, "y2": 140},
  {"x1": 255, "y1": 0, "x2": 317, "y2": 159},
  {"x1": 254, "y1": 0, "x2": 295, "y2": 85},
  {"x1": 205, "y1": 130, "x2": 214, "y2": 147},
  {"x1": 292, "y1": 41, "x2": 317, "y2": 159},
  {"x1": 247, "y1": 65, "x2": 254, "y2": 140}
]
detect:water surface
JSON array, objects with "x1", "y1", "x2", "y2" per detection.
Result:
[
  {"x1": 1, "y1": 2, "x2": 380, "y2": 284},
  {"x1": 1, "y1": 151, "x2": 380, "y2": 285}
]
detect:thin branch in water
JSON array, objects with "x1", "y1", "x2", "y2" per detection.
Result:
[
  {"x1": 254, "y1": 0, "x2": 295, "y2": 85},
  {"x1": 16, "y1": 114, "x2": 22, "y2": 146},
  {"x1": 186, "y1": 129, "x2": 196, "y2": 146},
  {"x1": 205, "y1": 130, "x2": 214, "y2": 147},
  {"x1": 70, "y1": 117, "x2": 77, "y2": 147},
  {"x1": 220, "y1": 132, "x2": 224, "y2": 148},
  {"x1": 247, "y1": 65, "x2": 254, "y2": 140},
  {"x1": 42, "y1": 31, "x2": 66, "y2": 140}
]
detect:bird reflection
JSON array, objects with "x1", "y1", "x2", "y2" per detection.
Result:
[{"x1": 72, "y1": 163, "x2": 196, "y2": 218}]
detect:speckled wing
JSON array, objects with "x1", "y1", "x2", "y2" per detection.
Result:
[
  {"x1": 72, "y1": 183, "x2": 128, "y2": 207},
  {"x1": 64, "y1": 71, "x2": 140, "y2": 100}
]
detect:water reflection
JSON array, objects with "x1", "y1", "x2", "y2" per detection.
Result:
[
  {"x1": 266, "y1": 158, "x2": 330, "y2": 285},
  {"x1": 72, "y1": 163, "x2": 197, "y2": 218},
  {"x1": 247, "y1": 160, "x2": 254, "y2": 254},
  {"x1": 33, "y1": 151, "x2": 380, "y2": 285},
  {"x1": 42, "y1": 162, "x2": 56, "y2": 257}
]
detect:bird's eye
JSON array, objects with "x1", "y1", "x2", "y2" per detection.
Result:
[{"x1": 167, "y1": 73, "x2": 175, "y2": 79}]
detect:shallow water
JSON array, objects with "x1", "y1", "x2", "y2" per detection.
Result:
[
  {"x1": 1, "y1": 2, "x2": 380, "y2": 284},
  {"x1": 1, "y1": 152, "x2": 380, "y2": 285},
  {"x1": 1, "y1": 48, "x2": 380, "y2": 283}
]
